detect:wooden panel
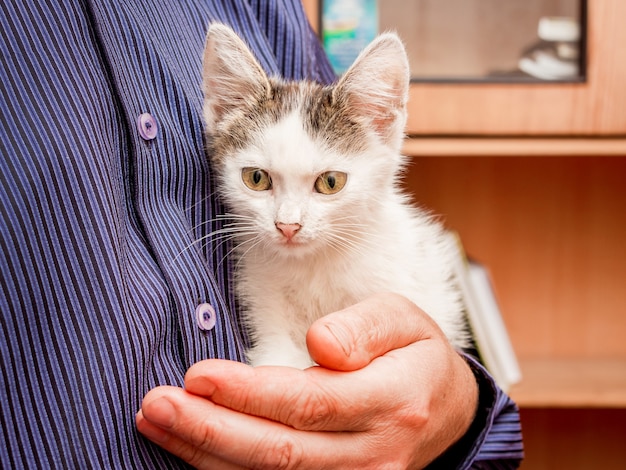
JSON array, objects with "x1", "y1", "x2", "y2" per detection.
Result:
[
  {"x1": 403, "y1": 137, "x2": 626, "y2": 156},
  {"x1": 404, "y1": 156, "x2": 626, "y2": 358},
  {"x1": 406, "y1": 0, "x2": 626, "y2": 135},
  {"x1": 520, "y1": 408, "x2": 626, "y2": 469},
  {"x1": 510, "y1": 358, "x2": 626, "y2": 408}
]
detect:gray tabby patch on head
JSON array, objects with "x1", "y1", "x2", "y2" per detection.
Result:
[{"x1": 201, "y1": 23, "x2": 409, "y2": 161}]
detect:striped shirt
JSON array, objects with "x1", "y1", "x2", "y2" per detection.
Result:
[{"x1": 0, "y1": 0, "x2": 522, "y2": 467}]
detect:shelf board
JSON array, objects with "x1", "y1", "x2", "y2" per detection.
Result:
[
  {"x1": 403, "y1": 137, "x2": 626, "y2": 156},
  {"x1": 509, "y1": 358, "x2": 626, "y2": 408}
]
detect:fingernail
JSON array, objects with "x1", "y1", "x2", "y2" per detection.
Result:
[
  {"x1": 143, "y1": 396, "x2": 176, "y2": 429},
  {"x1": 325, "y1": 323, "x2": 352, "y2": 357}
]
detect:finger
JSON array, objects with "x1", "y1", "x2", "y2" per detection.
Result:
[
  {"x1": 138, "y1": 386, "x2": 266, "y2": 469},
  {"x1": 138, "y1": 385, "x2": 369, "y2": 469},
  {"x1": 306, "y1": 292, "x2": 443, "y2": 370},
  {"x1": 184, "y1": 353, "x2": 430, "y2": 433},
  {"x1": 186, "y1": 360, "x2": 362, "y2": 432},
  {"x1": 136, "y1": 407, "x2": 244, "y2": 470}
]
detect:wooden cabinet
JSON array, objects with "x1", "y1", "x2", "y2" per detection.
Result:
[
  {"x1": 405, "y1": 0, "x2": 626, "y2": 135},
  {"x1": 304, "y1": 1, "x2": 626, "y2": 468}
]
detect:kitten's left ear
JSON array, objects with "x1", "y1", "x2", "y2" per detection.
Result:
[
  {"x1": 202, "y1": 24, "x2": 271, "y2": 132},
  {"x1": 334, "y1": 33, "x2": 409, "y2": 150}
]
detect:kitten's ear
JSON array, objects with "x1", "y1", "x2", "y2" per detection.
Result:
[
  {"x1": 202, "y1": 24, "x2": 271, "y2": 130},
  {"x1": 334, "y1": 33, "x2": 409, "y2": 150}
]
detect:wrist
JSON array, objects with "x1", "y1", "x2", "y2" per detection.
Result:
[{"x1": 425, "y1": 354, "x2": 497, "y2": 470}]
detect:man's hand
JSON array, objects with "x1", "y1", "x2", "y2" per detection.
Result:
[{"x1": 136, "y1": 293, "x2": 478, "y2": 469}]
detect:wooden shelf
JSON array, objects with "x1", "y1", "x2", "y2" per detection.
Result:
[
  {"x1": 403, "y1": 137, "x2": 626, "y2": 156},
  {"x1": 510, "y1": 358, "x2": 626, "y2": 408}
]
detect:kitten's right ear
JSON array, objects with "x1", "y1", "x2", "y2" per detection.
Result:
[
  {"x1": 333, "y1": 33, "x2": 409, "y2": 151},
  {"x1": 202, "y1": 24, "x2": 271, "y2": 130}
]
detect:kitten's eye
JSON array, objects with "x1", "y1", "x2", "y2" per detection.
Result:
[
  {"x1": 314, "y1": 171, "x2": 347, "y2": 195},
  {"x1": 242, "y1": 168, "x2": 272, "y2": 191}
]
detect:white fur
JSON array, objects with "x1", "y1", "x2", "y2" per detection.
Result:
[{"x1": 202, "y1": 25, "x2": 467, "y2": 368}]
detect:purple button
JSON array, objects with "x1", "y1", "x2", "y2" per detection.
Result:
[
  {"x1": 137, "y1": 113, "x2": 158, "y2": 140},
  {"x1": 195, "y1": 303, "x2": 216, "y2": 331}
]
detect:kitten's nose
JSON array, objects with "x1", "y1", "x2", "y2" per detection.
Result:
[{"x1": 275, "y1": 222, "x2": 301, "y2": 240}]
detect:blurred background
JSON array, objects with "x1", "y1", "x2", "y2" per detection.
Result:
[{"x1": 303, "y1": 1, "x2": 626, "y2": 468}]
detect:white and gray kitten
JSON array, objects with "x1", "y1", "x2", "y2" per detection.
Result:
[{"x1": 202, "y1": 24, "x2": 467, "y2": 369}]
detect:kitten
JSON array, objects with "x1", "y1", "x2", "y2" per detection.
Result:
[{"x1": 201, "y1": 24, "x2": 467, "y2": 369}]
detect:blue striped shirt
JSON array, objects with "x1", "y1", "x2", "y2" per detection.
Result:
[{"x1": 0, "y1": 0, "x2": 522, "y2": 467}]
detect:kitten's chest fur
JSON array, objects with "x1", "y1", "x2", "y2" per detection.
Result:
[{"x1": 235, "y1": 202, "x2": 466, "y2": 368}]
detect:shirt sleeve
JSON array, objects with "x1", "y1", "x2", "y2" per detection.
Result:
[{"x1": 427, "y1": 354, "x2": 525, "y2": 469}]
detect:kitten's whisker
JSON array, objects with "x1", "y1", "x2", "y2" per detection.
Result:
[
  {"x1": 202, "y1": 231, "x2": 258, "y2": 259},
  {"x1": 228, "y1": 235, "x2": 267, "y2": 271},
  {"x1": 328, "y1": 229, "x2": 371, "y2": 247},
  {"x1": 212, "y1": 232, "x2": 262, "y2": 270},
  {"x1": 325, "y1": 228, "x2": 382, "y2": 259},
  {"x1": 331, "y1": 224, "x2": 390, "y2": 244},
  {"x1": 173, "y1": 214, "x2": 258, "y2": 261},
  {"x1": 173, "y1": 232, "x2": 233, "y2": 262},
  {"x1": 325, "y1": 234, "x2": 361, "y2": 257},
  {"x1": 182, "y1": 192, "x2": 215, "y2": 214},
  {"x1": 185, "y1": 213, "x2": 255, "y2": 235}
]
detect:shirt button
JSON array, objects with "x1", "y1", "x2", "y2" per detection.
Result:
[
  {"x1": 137, "y1": 113, "x2": 158, "y2": 140},
  {"x1": 195, "y1": 303, "x2": 216, "y2": 331}
]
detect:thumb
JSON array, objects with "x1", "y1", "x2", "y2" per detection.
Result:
[{"x1": 306, "y1": 292, "x2": 442, "y2": 371}]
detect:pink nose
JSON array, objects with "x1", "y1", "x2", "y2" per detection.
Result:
[{"x1": 275, "y1": 223, "x2": 301, "y2": 240}]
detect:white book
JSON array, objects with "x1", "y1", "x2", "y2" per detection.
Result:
[{"x1": 446, "y1": 231, "x2": 522, "y2": 392}]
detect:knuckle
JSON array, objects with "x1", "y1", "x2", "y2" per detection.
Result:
[
  {"x1": 397, "y1": 396, "x2": 430, "y2": 431},
  {"x1": 252, "y1": 432, "x2": 303, "y2": 470},
  {"x1": 180, "y1": 445, "x2": 211, "y2": 470},
  {"x1": 186, "y1": 419, "x2": 218, "y2": 454},
  {"x1": 286, "y1": 391, "x2": 335, "y2": 430}
]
